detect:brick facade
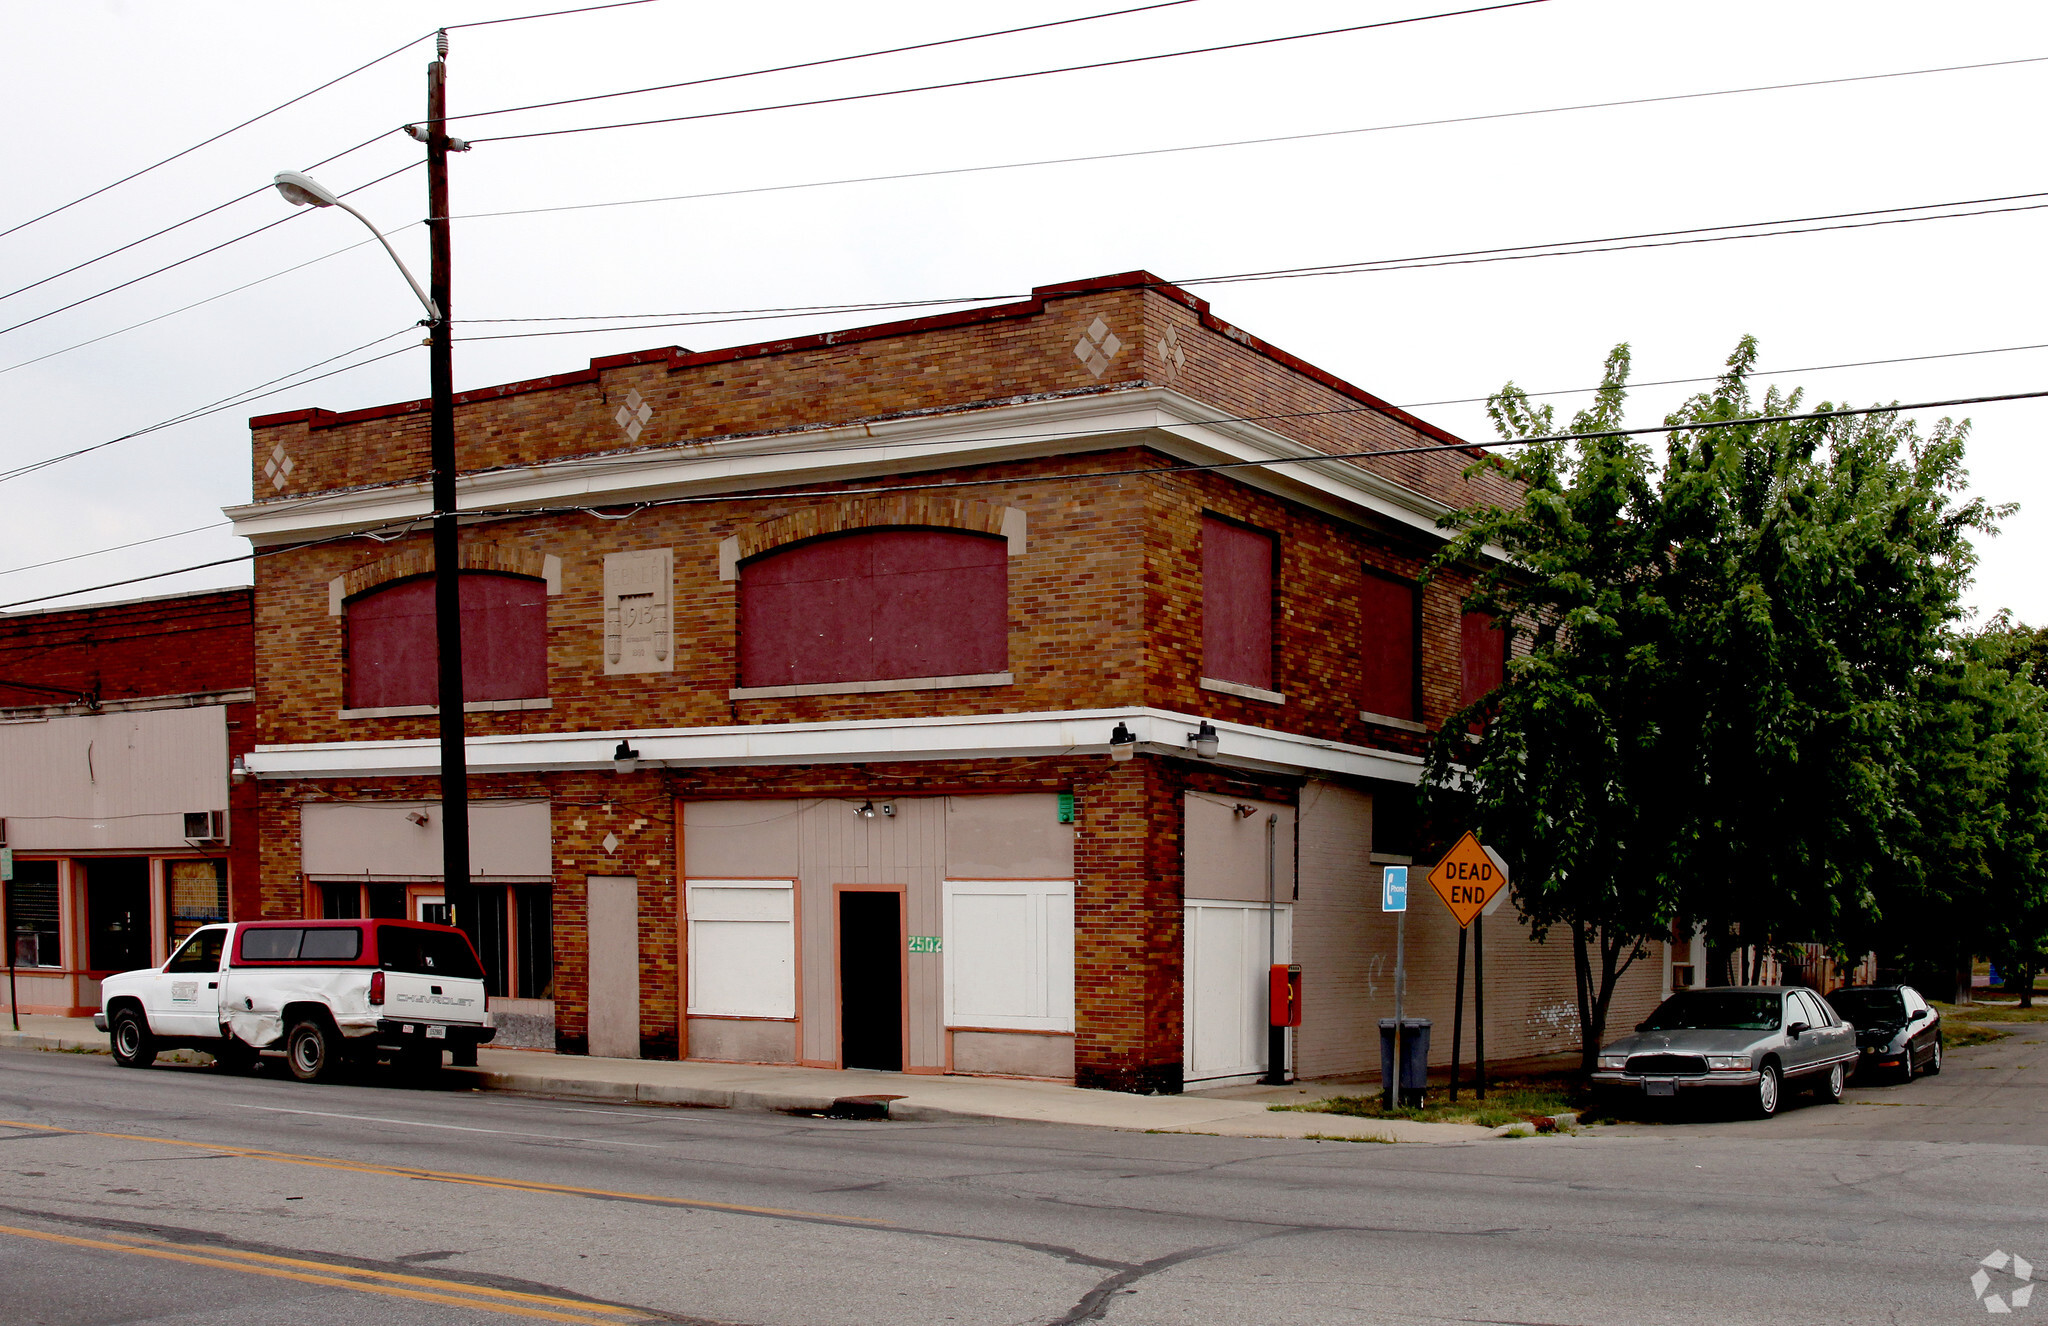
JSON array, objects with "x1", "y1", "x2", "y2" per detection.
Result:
[{"x1": 237, "y1": 271, "x2": 1592, "y2": 1088}]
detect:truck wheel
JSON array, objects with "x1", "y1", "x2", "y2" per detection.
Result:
[
  {"x1": 285, "y1": 1017, "x2": 341, "y2": 1083},
  {"x1": 110, "y1": 1008, "x2": 157, "y2": 1069},
  {"x1": 213, "y1": 1040, "x2": 258, "y2": 1075},
  {"x1": 1751, "y1": 1062, "x2": 1782, "y2": 1118}
]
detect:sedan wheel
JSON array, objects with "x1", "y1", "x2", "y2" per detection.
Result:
[
  {"x1": 1753, "y1": 1062, "x2": 1782, "y2": 1118},
  {"x1": 1819, "y1": 1062, "x2": 1845, "y2": 1103},
  {"x1": 1924, "y1": 1037, "x2": 1942, "y2": 1076}
]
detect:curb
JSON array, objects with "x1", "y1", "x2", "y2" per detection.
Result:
[
  {"x1": 444, "y1": 1066, "x2": 971, "y2": 1123},
  {"x1": 0, "y1": 1030, "x2": 106, "y2": 1054}
]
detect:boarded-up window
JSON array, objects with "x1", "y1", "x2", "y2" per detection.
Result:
[
  {"x1": 1460, "y1": 610, "x2": 1507, "y2": 729},
  {"x1": 738, "y1": 529, "x2": 1007, "y2": 687},
  {"x1": 1358, "y1": 571, "x2": 1419, "y2": 720},
  {"x1": 5, "y1": 859, "x2": 60, "y2": 968},
  {"x1": 346, "y1": 573, "x2": 547, "y2": 709},
  {"x1": 942, "y1": 880, "x2": 1074, "y2": 1032},
  {"x1": 687, "y1": 880, "x2": 796, "y2": 1018},
  {"x1": 1202, "y1": 516, "x2": 1275, "y2": 690}
]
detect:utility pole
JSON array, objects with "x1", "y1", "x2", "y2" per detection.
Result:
[{"x1": 426, "y1": 31, "x2": 475, "y2": 955}]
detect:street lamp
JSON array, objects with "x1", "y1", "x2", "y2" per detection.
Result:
[
  {"x1": 271, "y1": 172, "x2": 439, "y2": 323},
  {"x1": 268, "y1": 36, "x2": 478, "y2": 979}
]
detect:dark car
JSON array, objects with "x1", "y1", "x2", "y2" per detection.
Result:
[
  {"x1": 1591, "y1": 986, "x2": 1860, "y2": 1117},
  {"x1": 1829, "y1": 984, "x2": 1943, "y2": 1082}
]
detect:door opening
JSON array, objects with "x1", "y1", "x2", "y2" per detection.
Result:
[{"x1": 839, "y1": 891, "x2": 902, "y2": 1071}]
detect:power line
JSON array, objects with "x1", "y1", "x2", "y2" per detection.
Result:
[
  {"x1": 449, "y1": 54, "x2": 2048, "y2": 225},
  {"x1": 0, "y1": 161, "x2": 420, "y2": 342},
  {"x1": 9, "y1": 387, "x2": 2035, "y2": 613},
  {"x1": 446, "y1": 0, "x2": 664, "y2": 28},
  {"x1": 0, "y1": 522, "x2": 232, "y2": 579},
  {"x1": 449, "y1": 0, "x2": 1203, "y2": 125},
  {"x1": 441, "y1": 192, "x2": 2047, "y2": 345},
  {"x1": 0, "y1": 237, "x2": 378, "y2": 377},
  {"x1": 0, "y1": 32, "x2": 429, "y2": 243},
  {"x1": 470, "y1": 1, "x2": 1551, "y2": 145},
  {"x1": 0, "y1": 329, "x2": 420, "y2": 486}
]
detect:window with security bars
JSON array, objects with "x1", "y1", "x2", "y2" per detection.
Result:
[
  {"x1": 6, "y1": 859, "x2": 60, "y2": 968},
  {"x1": 167, "y1": 859, "x2": 228, "y2": 949}
]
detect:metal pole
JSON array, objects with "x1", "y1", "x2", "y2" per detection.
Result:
[
  {"x1": 1449, "y1": 924, "x2": 1467, "y2": 1102},
  {"x1": 1474, "y1": 913, "x2": 1486, "y2": 1099},
  {"x1": 1389, "y1": 907, "x2": 1405, "y2": 1110},
  {"x1": 7, "y1": 954, "x2": 18, "y2": 1032},
  {"x1": 1262, "y1": 813, "x2": 1284, "y2": 1085},
  {"x1": 426, "y1": 35, "x2": 475, "y2": 956}
]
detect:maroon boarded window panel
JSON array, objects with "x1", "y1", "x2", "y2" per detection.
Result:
[
  {"x1": 1358, "y1": 571, "x2": 1419, "y2": 720},
  {"x1": 739, "y1": 528, "x2": 1007, "y2": 688},
  {"x1": 1202, "y1": 516, "x2": 1275, "y2": 690},
  {"x1": 1460, "y1": 610, "x2": 1507, "y2": 729},
  {"x1": 346, "y1": 573, "x2": 547, "y2": 709}
]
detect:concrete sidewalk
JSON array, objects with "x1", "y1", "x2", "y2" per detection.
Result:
[{"x1": 1, "y1": 1014, "x2": 1501, "y2": 1144}]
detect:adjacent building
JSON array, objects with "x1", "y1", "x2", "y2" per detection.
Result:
[
  {"x1": 0, "y1": 588, "x2": 257, "y2": 1016},
  {"x1": 230, "y1": 271, "x2": 1666, "y2": 1089}
]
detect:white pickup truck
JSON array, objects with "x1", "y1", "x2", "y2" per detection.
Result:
[{"x1": 95, "y1": 918, "x2": 495, "y2": 1081}]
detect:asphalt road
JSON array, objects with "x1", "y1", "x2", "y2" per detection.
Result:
[{"x1": 1, "y1": 1022, "x2": 2043, "y2": 1326}]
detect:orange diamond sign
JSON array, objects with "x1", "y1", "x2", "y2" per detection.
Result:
[{"x1": 1427, "y1": 830, "x2": 1509, "y2": 928}]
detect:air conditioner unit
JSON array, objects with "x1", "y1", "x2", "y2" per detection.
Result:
[{"x1": 183, "y1": 810, "x2": 227, "y2": 843}]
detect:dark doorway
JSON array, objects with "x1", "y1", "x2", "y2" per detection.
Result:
[
  {"x1": 84, "y1": 858, "x2": 150, "y2": 973},
  {"x1": 839, "y1": 891, "x2": 902, "y2": 1071}
]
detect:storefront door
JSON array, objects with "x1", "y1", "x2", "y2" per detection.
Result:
[
  {"x1": 839, "y1": 890, "x2": 902, "y2": 1071},
  {"x1": 84, "y1": 858, "x2": 151, "y2": 974}
]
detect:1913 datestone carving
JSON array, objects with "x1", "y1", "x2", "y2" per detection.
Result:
[{"x1": 603, "y1": 548, "x2": 674, "y2": 674}]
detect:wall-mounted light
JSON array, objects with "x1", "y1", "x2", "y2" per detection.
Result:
[
  {"x1": 611, "y1": 739, "x2": 640, "y2": 775},
  {"x1": 229, "y1": 755, "x2": 251, "y2": 783},
  {"x1": 1108, "y1": 721, "x2": 1137, "y2": 762},
  {"x1": 1189, "y1": 720, "x2": 1220, "y2": 759},
  {"x1": 405, "y1": 810, "x2": 431, "y2": 828},
  {"x1": 1233, "y1": 803, "x2": 1257, "y2": 819},
  {"x1": 855, "y1": 800, "x2": 876, "y2": 819}
]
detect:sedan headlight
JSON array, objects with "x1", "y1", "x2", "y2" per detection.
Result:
[
  {"x1": 1597, "y1": 1055, "x2": 1627, "y2": 1070},
  {"x1": 1705, "y1": 1055, "x2": 1751, "y2": 1071}
]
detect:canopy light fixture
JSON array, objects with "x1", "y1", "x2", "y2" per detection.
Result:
[
  {"x1": 855, "y1": 800, "x2": 876, "y2": 819},
  {"x1": 1189, "y1": 720, "x2": 1220, "y2": 759},
  {"x1": 611, "y1": 740, "x2": 640, "y2": 775},
  {"x1": 1108, "y1": 721, "x2": 1137, "y2": 762}
]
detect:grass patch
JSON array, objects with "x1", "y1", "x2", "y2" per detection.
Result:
[
  {"x1": 1274, "y1": 1082, "x2": 1577, "y2": 1130},
  {"x1": 1938, "y1": 1001, "x2": 2048, "y2": 1024},
  {"x1": 1304, "y1": 1131, "x2": 1401, "y2": 1144}
]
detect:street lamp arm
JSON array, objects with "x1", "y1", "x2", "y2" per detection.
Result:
[
  {"x1": 329, "y1": 197, "x2": 440, "y2": 324},
  {"x1": 272, "y1": 171, "x2": 440, "y2": 323}
]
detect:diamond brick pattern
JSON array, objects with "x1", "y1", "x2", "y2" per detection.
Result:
[
  {"x1": 614, "y1": 388, "x2": 653, "y2": 442},
  {"x1": 1073, "y1": 316, "x2": 1123, "y2": 378}
]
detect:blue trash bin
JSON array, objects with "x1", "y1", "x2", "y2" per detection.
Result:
[{"x1": 1377, "y1": 1018, "x2": 1432, "y2": 1107}]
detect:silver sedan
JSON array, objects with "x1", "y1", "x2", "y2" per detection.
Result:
[{"x1": 1591, "y1": 986, "x2": 1860, "y2": 1117}]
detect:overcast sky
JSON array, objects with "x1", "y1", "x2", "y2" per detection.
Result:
[{"x1": 3, "y1": 0, "x2": 2042, "y2": 624}]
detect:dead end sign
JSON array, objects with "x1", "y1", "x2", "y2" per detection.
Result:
[{"x1": 1426, "y1": 831, "x2": 1510, "y2": 928}]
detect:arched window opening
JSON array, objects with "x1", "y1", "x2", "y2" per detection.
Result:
[
  {"x1": 738, "y1": 528, "x2": 1008, "y2": 688},
  {"x1": 345, "y1": 572, "x2": 547, "y2": 709}
]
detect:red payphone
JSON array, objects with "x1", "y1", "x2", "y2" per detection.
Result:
[{"x1": 1268, "y1": 963, "x2": 1302, "y2": 1027}]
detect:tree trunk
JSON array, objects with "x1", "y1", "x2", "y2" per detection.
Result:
[
  {"x1": 1572, "y1": 920, "x2": 1598, "y2": 1076},
  {"x1": 2020, "y1": 960, "x2": 2037, "y2": 1009}
]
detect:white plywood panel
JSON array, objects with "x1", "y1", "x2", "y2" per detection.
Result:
[
  {"x1": 1183, "y1": 900, "x2": 1291, "y2": 1084},
  {"x1": 0, "y1": 708, "x2": 227, "y2": 850},
  {"x1": 686, "y1": 880, "x2": 795, "y2": 1018},
  {"x1": 301, "y1": 798, "x2": 550, "y2": 878},
  {"x1": 1183, "y1": 793, "x2": 1295, "y2": 904},
  {"x1": 944, "y1": 880, "x2": 1074, "y2": 1032},
  {"x1": 586, "y1": 875, "x2": 640, "y2": 1059}
]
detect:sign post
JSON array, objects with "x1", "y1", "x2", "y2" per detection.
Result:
[
  {"x1": 1381, "y1": 866, "x2": 1407, "y2": 1111},
  {"x1": 1427, "y1": 832, "x2": 1510, "y2": 1101}
]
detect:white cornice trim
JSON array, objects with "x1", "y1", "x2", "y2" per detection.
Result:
[
  {"x1": 244, "y1": 706, "x2": 1426, "y2": 785},
  {"x1": 224, "y1": 387, "x2": 1478, "y2": 549}
]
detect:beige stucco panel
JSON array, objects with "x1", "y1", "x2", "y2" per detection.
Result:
[
  {"x1": 0, "y1": 707, "x2": 228, "y2": 851},
  {"x1": 300, "y1": 798, "x2": 550, "y2": 878},
  {"x1": 681, "y1": 800, "x2": 802, "y2": 877},
  {"x1": 950, "y1": 1030, "x2": 1075, "y2": 1079},
  {"x1": 687, "y1": 1017, "x2": 798, "y2": 1064},
  {"x1": 1183, "y1": 792, "x2": 1296, "y2": 903},
  {"x1": 943, "y1": 794, "x2": 1074, "y2": 878}
]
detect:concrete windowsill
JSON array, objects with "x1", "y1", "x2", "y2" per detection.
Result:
[
  {"x1": 339, "y1": 697, "x2": 554, "y2": 720},
  {"x1": 1358, "y1": 709, "x2": 1426, "y2": 733},
  {"x1": 728, "y1": 672, "x2": 1013, "y2": 701},
  {"x1": 1200, "y1": 677, "x2": 1286, "y2": 705}
]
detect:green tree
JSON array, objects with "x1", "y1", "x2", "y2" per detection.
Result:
[{"x1": 1423, "y1": 338, "x2": 2001, "y2": 1069}]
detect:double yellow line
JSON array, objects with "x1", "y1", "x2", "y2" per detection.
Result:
[
  {"x1": 0, "y1": 1116, "x2": 890, "y2": 1321},
  {"x1": 0, "y1": 1223, "x2": 652, "y2": 1324},
  {"x1": 0, "y1": 1117, "x2": 881, "y2": 1222}
]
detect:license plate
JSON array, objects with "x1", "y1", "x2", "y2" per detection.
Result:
[
  {"x1": 1645, "y1": 1078, "x2": 1676, "y2": 1097},
  {"x1": 425, "y1": 1025, "x2": 447, "y2": 1040}
]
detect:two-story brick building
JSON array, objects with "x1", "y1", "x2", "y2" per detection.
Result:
[
  {"x1": 0, "y1": 588, "x2": 258, "y2": 1016},
  {"x1": 231, "y1": 271, "x2": 1666, "y2": 1090}
]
